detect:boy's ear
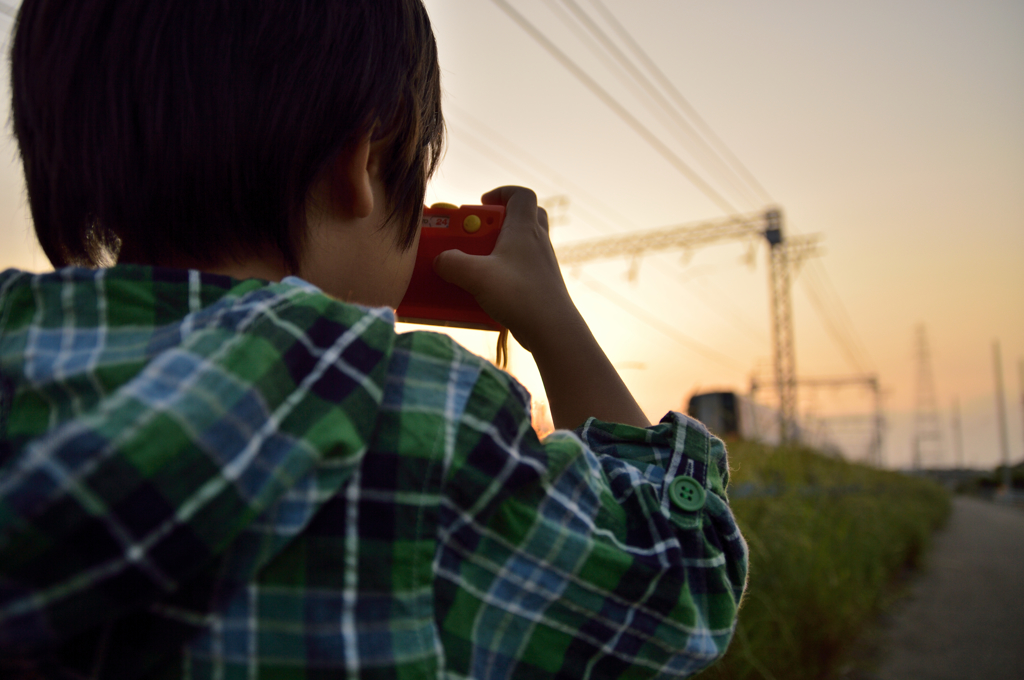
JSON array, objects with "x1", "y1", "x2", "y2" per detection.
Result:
[{"x1": 325, "y1": 135, "x2": 377, "y2": 220}]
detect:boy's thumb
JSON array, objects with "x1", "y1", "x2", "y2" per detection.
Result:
[{"x1": 433, "y1": 249, "x2": 487, "y2": 295}]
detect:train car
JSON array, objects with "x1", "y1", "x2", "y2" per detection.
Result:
[{"x1": 686, "y1": 390, "x2": 788, "y2": 446}]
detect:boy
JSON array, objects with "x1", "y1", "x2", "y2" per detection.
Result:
[{"x1": 0, "y1": 0, "x2": 747, "y2": 677}]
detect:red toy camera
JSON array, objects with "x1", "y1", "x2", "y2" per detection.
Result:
[{"x1": 395, "y1": 203, "x2": 505, "y2": 331}]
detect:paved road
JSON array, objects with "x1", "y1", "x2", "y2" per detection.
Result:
[{"x1": 869, "y1": 496, "x2": 1024, "y2": 680}]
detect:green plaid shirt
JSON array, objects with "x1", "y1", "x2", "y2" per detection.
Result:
[{"x1": 0, "y1": 265, "x2": 747, "y2": 679}]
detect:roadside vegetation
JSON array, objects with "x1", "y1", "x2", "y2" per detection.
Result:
[
  {"x1": 954, "y1": 461, "x2": 1024, "y2": 497},
  {"x1": 698, "y1": 441, "x2": 951, "y2": 680}
]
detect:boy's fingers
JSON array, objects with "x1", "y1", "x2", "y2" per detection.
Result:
[
  {"x1": 433, "y1": 249, "x2": 487, "y2": 294},
  {"x1": 536, "y1": 206, "x2": 549, "y2": 233},
  {"x1": 482, "y1": 186, "x2": 549, "y2": 233},
  {"x1": 482, "y1": 186, "x2": 538, "y2": 222},
  {"x1": 481, "y1": 186, "x2": 523, "y2": 206}
]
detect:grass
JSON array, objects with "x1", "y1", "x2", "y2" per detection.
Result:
[{"x1": 696, "y1": 441, "x2": 951, "y2": 680}]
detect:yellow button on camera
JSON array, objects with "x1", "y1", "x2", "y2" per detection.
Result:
[
  {"x1": 430, "y1": 202, "x2": 458, "y2": 210},
  {"x1": 463, "y1": 215, "x2": 482, "y2": 233},
  {"x1": 669, "y1": 476, "x2": 706, "y2": 512}
]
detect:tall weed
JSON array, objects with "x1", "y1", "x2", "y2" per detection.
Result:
[{"x1": 698, "y1": 442, "x2": 951, "y2": 680}]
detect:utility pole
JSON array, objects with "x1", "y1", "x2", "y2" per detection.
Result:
[
  {"x1": 950, "y1": 397, "x2": 964, "y2": 469},
  {"x1": 992, "y1": 341, "x2": 1010, "y2": 493},
  {"x1": 912, "y1": 325, "x2": 943, "y2": 469},
  {"x1": 874, "y1": 381, "x2": 885, "y2": 467},
  {"x1": 1019, "y1": 359, "x2": 1023, "y2": 466}
]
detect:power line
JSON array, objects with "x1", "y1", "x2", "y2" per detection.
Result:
[
  {"x1": 685, "y1": 271, "x2": 771, "y2": 345},
  {"x1": 799, "y1": 259, "x2": 875, "y2": 372},
  {"x1": 452, "y1": 114, "x2": 770, "y2": 353},
  {"x1": 490, "y1": 0, "x2": 740, "y2": 215},
  {"x1": 572, "y1": 270, "x2": 748, "y2": 372},
  {"x1": 771, "y1": 211, "x2": 874, "y2": 373},
  {"x1": 585, "y1": 0, "x2": 774, "y2": 206},
  {"x1": 449, "y1": 107, "x2": 635, "y2": 236},
  {"x1": 799, "y1": 272, "x2": 868, "y2": 373},
  {"x1": 549, "y1": 0, "x2": 875, "y2": 381},
  {"x1": 546, "y1": 0, "x2": 763, "y2": 210},
  {"x1": 488, "y1": 1, "x2": 872, "y2": 391}
]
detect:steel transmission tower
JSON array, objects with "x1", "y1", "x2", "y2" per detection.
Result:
[
  {"x1": 950, "y1": 397, "x2": 964, "y2": 468},
  {"x1": 555, "y1": 208, "x2": 820, "y2": 443},
  {"x1": 912, "y1": 325, "x2": 943, "y2": 468},
  {"x1": 764, "y1": 210, "x2": 797, "y2": 443}
]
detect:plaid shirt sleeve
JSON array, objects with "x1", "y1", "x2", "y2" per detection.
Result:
[{"x1": 433, "y1": 348, "x2": 748, "y2": 678}]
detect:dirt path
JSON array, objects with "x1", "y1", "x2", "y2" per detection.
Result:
[{"x1": 867, "y1": 496, "x2": 1024, "y2": 680}]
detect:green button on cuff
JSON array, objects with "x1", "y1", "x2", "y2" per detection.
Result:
[{"x1": 669, "y1": 476, "x2": 706, "y2": 512}]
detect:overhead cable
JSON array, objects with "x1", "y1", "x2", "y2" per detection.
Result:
[
  {"x1": 490, "y1": 0, "x2": 740, "y2": 215},
  {"x1": 450, "y1": 107, "x2": 635, "y2": 235},
  {"x1": 573, "y1": 271, "x2": 749, "y2": 371},
  {"x1": 800, "y1": 260, "x2": 875, "y2": 370},
  {"x1": 454, "y1": 115, "x2": 770, "y2": 352},
  {"x1": 586, "y1": 0, "x2": 774, "y2": 206},
  {"x1": 548, "y1": 0, "x2": 762, "y2": 210}
]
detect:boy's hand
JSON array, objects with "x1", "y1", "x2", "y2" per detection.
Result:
[
  {"x1": 434, "y1": 186, "x2": 650, "y2": 430},
  {"x1": 433, "y1": 186, "x2": 573, "y2": 352}
]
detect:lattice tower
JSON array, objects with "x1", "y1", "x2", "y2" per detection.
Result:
[{"x1": 912, "y1": 325, "x2": 943, "y2": 468}]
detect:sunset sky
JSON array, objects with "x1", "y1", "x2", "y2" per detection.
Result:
[{"x1": 1, "y1": 1, "x2": 1021, "y2": 469}]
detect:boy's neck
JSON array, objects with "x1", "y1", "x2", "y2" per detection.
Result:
[
  {"x1": 151, "y1": 252, "x2": 290, "y2": 284},
  {"x1": 201, "y1": 259, "x2": 289, "y2": 283}
]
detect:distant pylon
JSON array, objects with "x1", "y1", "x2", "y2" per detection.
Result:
[
  {"x1": 1019, "y1": 359, "x2": 1024, "y2": 464},
  {"x1": 992, "y1": 341, "x2": 1010, "y2": 491},
  {"x1": 912, "y1": 324, "x2": 943, "y2": 468},
  {"x1": 950, "y1": 397, "x2": 964, "y2": 468}
]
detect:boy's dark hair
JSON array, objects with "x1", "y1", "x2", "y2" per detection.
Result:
[{"x1": 10, "y1": 0, "x2": 445, "y2": 270}]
